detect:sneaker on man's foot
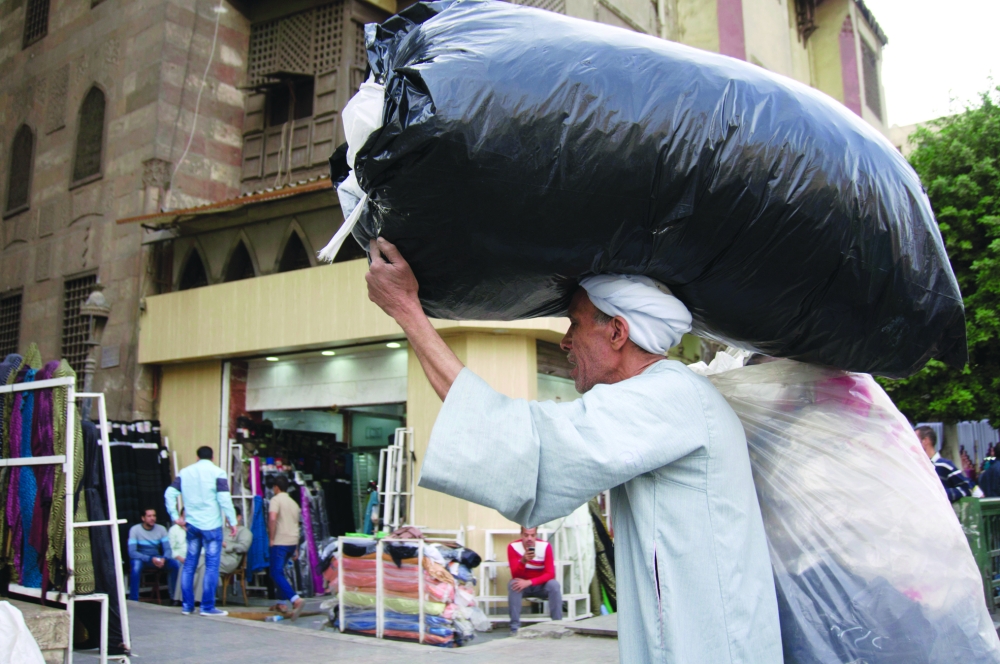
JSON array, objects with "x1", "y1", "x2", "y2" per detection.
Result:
[
  {"x1": 181, "y1": 608, "x2": 193, "y2": 616},
  {"x1": 200, "y1": 608, "x2": 228, "y2": 617}
]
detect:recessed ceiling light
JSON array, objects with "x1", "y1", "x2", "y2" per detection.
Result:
[
  {"x1": 265, "y1": 356, "x2": 279, "y2": 362},
  {"x1": 321, "y1": 350, "x2": 336, "y2": 356},
  {"x1": 386, "y1": 342, "x2": 402, "y2": 349}
]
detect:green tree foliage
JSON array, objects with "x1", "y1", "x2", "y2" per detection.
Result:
[{"x1": 878, "y1": 85, "x2": 1000, "y2": 425}]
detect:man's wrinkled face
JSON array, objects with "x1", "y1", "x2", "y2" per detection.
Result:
[{"x1": 560, "y1": 289, "x2": 617, "y2": 393}]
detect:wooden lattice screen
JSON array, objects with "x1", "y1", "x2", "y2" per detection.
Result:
[{"x1": 248, "y1": 0, "x2": 346, "y2": 87}]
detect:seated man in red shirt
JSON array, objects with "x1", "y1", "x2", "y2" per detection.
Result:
[{"x1": 507, "y1": 526, "x2": 562, "y2": 634}]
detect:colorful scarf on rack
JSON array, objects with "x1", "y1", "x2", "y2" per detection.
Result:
[
  {"x1": 18, "y1": 367, "x2": 42, "y2": 588},
  {"x1": 300, "y1": 488, "x2": 325, "y2": 594},
  {"x1": 30, "y1": 362, "x2": 58, "y2": 593},
  {"x1": 0, "y1": 353, "x2": 24, "y2": 574},
  {"x1": 47, "y1": 360, "x2": 70, "y2": 582}
]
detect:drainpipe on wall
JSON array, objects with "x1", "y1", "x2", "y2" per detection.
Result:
[{"x1": 657, "y1": 0, "x2": 667, "y2": 39}]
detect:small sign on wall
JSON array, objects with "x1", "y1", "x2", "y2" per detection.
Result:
[{"x1": 100, "y1": 345, "x2": 120, "y2": 369}]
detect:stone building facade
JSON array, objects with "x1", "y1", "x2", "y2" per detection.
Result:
[{"x1": 1, "y1": 0, "x2": 889, "y2": 426}]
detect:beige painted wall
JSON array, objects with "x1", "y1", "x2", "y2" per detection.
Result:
[
  {"x1": 409, "y1": 332, "x2": 539, "y2": 558},
  {"x1": 809, "y1": 0, "x2": 850, "y2": 106},
  {"x1": 159, "y1": 360, "x2": 222, "y2": 471},
  {"x1": 139, "y1": 258, "x2": 569, "y2": 365},
  {"x1": 676, "y1": 0, "x2": 719, "y2": 53}
]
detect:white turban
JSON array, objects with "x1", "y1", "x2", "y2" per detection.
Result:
[{"x1": 579, "y1": 274, "x2": 693, "y2": 355}]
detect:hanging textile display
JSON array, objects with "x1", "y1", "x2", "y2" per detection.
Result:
[
  {"x1": 0, "y1": 352, "x2": 24, "y2": 587},
  {"x1": 299, "y1": 486, "x2": 325, "y2": 596},
  {"x1": 0, "y1": 351, "x2": 91, "y2": 596},
  {"x1": 46, "y1": 359, "x2": 72, "y2": 584},
  {"x1": 247, "y1": 495, "x2": 269, "y2": 574},
  {"x1": 588, "y1": 496, "x2": 616, "y2": 612}
]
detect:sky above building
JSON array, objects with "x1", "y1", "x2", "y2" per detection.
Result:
[{"x1": 863, "y1": 0, "x2": 999, "y2": 127}]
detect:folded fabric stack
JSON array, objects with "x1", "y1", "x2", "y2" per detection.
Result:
[
  {"x1": 326, "y1": 543, "x2": 459, "y2": 646},
  {"x1": 324, "y1": 537, "x2": 490, "y2": 646}
]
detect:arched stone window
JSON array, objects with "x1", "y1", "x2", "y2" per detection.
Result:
[
  {"x1": 178, "y1": 250, "x2": 209, "y2": 291},
  {"x1": 72, "y1": 87, "x2": 106, "y2": 184},
  {"x1": 5, "y1": 125, "x2": 34, "y2": 215},
  {"x1": 278, "y1": 232, "x2": 312, "y2": 272},
  {"x1": 224, "y1": 241, "x2": 256, "y2": 282}
]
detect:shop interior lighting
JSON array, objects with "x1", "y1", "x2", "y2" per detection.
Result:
[
  {"x1": 386, "y1": 342, "x2": 402, "y2": 349},
  {"x1": 321, "y1": 350, "x2": 336, "y2": 356},
  {"x1": 265, "y1": 356, "x2": 280, "y2": 362}
]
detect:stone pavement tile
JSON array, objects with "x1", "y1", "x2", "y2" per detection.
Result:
[{"x1": 74, "y1": 601, "x2": 619, "y2": 663}]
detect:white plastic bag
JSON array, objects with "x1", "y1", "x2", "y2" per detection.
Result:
[
  {"x1": 0, "y1": 601, "x2": 47, "y2": 664},
  {"x1": 318, "y1": 78, "x2": 385, "y2": 262},
  {"x1": 707, "y1": 360, "x2": 1000, "y2": 663}
]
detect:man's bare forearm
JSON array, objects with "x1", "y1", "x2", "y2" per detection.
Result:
[{"x1": 395, "y1": 302, "x2": 464, "y2": 401}]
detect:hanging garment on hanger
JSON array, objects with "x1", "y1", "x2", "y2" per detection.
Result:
[
  {"x1": 46, "y1": 360, "x2": 75, "y2": 586},
  {"x1": 28, "y1": 362, "x2": 58, "y2": 594},
  {"x1": 0, "y1": 354, "x2": 24, "y2": 577},
  {"x1": 247, "y1": 496, "x2": 269, "y2": 574},
  {"x1": 15, "y1": 367, "x2": 39, "y2": 587}
]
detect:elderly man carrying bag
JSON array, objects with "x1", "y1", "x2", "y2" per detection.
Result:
[{"x1": 364, "y1": 237, "x2": 781, "y2": 663}]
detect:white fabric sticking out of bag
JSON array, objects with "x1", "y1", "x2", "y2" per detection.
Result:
[
  {"x1": 318, "y1": 78, "x2": 385, "y2": 263},
  {"x1": 0, "y1": 601, "x2": 47, "y2": 664}
]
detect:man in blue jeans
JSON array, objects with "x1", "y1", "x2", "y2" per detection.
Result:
[
  {"x1": 165, "y1": 446, "x2": 237, "y2": 617},
  {"x1": 127, "y1": 508, "x2": 180, "y2": 601},
  {"x1": 268, "y1": 475, "x2": 304, "y2": 618}
]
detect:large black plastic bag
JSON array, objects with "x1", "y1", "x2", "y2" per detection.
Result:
[{"x1": 342, "y1": 0, "x2": 966, "y2": 377}]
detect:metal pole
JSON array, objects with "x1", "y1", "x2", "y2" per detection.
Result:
[
  {"x1": 417, "y1": 541, "x2": 425, "y2": 644},
  {"x1": 337, "y1": 537, "x2": 345, "y2": 633},
  {"x1": 392, "y1": 437, "x2": 403, "y2": 530},
  {"x1": 376, "y1": 538, "x2": 384, "y2": 638},
  {"x1": 382, "y1": 447, "x2": 395, "y2": 533},
  {"x1": 97, "y1": 394, "x2": 131, "y2": 652},
  {"x1": 65, "y1": 384, "x2": 76, "y2": 664}
]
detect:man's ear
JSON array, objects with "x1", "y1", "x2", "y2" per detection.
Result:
[{"x1": 609, "y1": 316, "x2": 630, "y2": 350}]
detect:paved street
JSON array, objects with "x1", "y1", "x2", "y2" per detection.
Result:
[{"x1": 74, "y1": 601, "x2": 619, "y2": 663}]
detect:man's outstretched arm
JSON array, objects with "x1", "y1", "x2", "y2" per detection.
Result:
[{"x1": 365, "y1": 237, "x2": 464, "y2": 401}]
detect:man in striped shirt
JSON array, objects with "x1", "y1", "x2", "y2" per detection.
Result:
[{"x1": 916, "y1": 426, "x2": 972, "y2": 503}]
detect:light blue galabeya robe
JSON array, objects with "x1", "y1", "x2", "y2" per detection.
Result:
[{"x1": 420, "y1": 360, "x2": 782, "y2": 663}]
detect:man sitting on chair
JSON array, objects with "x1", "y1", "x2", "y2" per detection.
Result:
[
  {"x1": 220, "y1": 506, "x2": 253, "y2": 576},
  {"x1": 507, "y1": 526, "x2": 562, "y2": 635},
  {"x1": 128, "y1": 508, "x2": 180, "y2": 601}
]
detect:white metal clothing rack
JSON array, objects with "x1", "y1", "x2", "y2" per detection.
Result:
[
  {"x1": 0, "y1": 379, "x2": 130, "y2": 664},
  {"x1": 378, "y1": 428, "x2": 415, "y2": 533},
  {"x1": 336, "y1": 536, "x2": 426, "y2": 644}
]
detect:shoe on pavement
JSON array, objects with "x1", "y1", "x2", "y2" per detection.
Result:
[
  {"x1": 181, "y1": 608, "x2": 193, "y2": 616},
  {"x1": 200, "y1": 608, "x2": 228, "y2": 617}
]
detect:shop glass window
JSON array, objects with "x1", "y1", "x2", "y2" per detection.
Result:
[
  {"x1": 0, "y1": 293, "x2": 22, "y2": 357},
  {"x1": 179, "y1": 251, "x2": 209, "y2": 290},
  {"x1": 73, "y1": 87, "x2": 106, "y2": 184},
  {"x1": 62, "y1": 275, "x2": 97, "y2": 386},
  {"x1": 224, "y1": 241, "x2": 256, "y2": 282},
  {"x1": 23, "y1": 0, "x2": 50, "y2": 48},
  {"x1": 6, "y1": 125, "x2": 34, "y2": 215},
  {"x1": 278, "y1": 233, "x2": 312, "y2": 272},
  {"x1": 861, "y1": 39, "x2": 882, "y2": 121}
]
